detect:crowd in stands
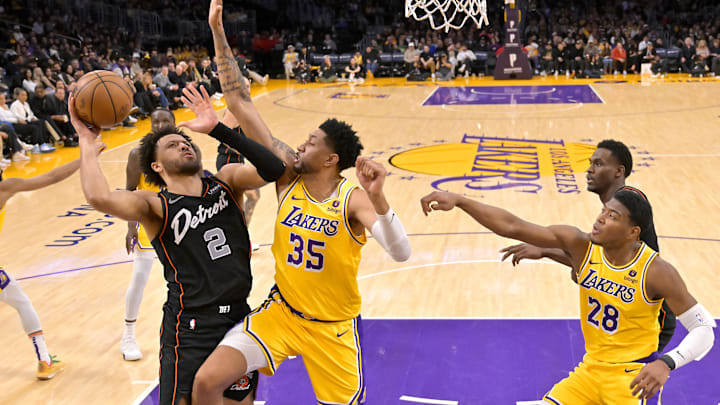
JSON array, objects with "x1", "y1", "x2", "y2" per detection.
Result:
[{"x1": 1, "y1": 0, "x2": 719, "y2": 167}]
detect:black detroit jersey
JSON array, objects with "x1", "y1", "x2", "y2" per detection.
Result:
[{"x1": 152, "y1": 176, "x2": 252, "y2": 310}]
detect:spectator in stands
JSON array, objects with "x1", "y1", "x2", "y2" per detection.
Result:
[
  {"x1": 694, "y1": 40, "x2": 710, "y2": 73},
  {"x1": 29, "y1": 86, "x2": 76, "y2": 146},
  {"x1": 22, "y1": 69, "x2": 41, "y2": 94},
  {"x1": 419, "y1": 45, "x2": 436, "y2": 79},
  {"x1": 33, "y1": 67, "x2": 55, "y2": 92},
  {"x1": 10, "y1": 88, "x2": 63, "y2": 146},
  {"x1": 599, "y1": 40, "x2": 613, "y2": 74},
  {"x1": 569, "y1": 40, "x2": 585, "y2": 76},
  {"x1": 0, "y1": 92, "x2": 54, "y2": 154},
  {"x1": 583, "y1": 40, "x2": 601, "y2": 75},
  {"x1": 298, "y1": 45, "x2": 310, "y2": 66},
  {"x1": 59, "y1": 64, "x2": 76, "y2": 86},
  {"x1": 322, "y1": 34, "x2": 337, "y2": 54},
  {"x1": 526, "y1": 35, "x2": 540, "y2": 74},
  {"x1": 404, "y1": 43, "x2": 420, "y2": 70},
  {"x1": 294, "y1": 59, "x2": 311, "y2": 84},
  {"x1": 611, "y1": 42, "x2": 627, "y2": 74},
  {"x1": 364, "y1": 46, "x2": 379, "y2": 77},
  {"x1": 0, "y1": 123, "x2": 29, "y2": 162},
  {"x1": 318, "y1": 55, "x2": 337, "y2": 83},
  {"x1": 709, "y1": 38, "x2": 720, "y2": 76},
  {"x1": 344, "y1": 58, "x2": 363, "y2": 82},
  {"x1": 540, "y1": 42, "x2": 554, "y2": 74},
  {"x1": 554, "y1": 42, "x2": 569, "y2": 75},
  {"x1": 436, "y1": 53, "x2": 454, "y2": 81},
  {"x1": 153, "y1": 66, "x2": 180, "y2": 109},
  {"x1": 282, "y1": 45, "x2": 298, "y2": 79},
  {"x1": 457, "y1": 44, "x2": 478, "y2": 77},
  {"x1": 680, "y1": 37, "x2": 696, "y2": 73},
  {"x1": 626, "y1": 41, "x2": 641, "y2": 73},
  {"x1": 46, "y1": 88, "x2": 78, "y2": 145}
]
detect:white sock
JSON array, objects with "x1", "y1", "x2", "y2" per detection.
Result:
[
  {"x1": 124, "y1": 320, "x2": 136, "y2": 338},
  {"x1": 30, "y1": 332, "x2": 51, "y2": 364},
  {"x1": 124, "y1": 249, "x2": 154, "y2": 323}
]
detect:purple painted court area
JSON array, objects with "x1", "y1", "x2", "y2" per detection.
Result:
[
  {"x1": 138, "y1": 319, "x2": 720, "y2": 404},
  {"x1": 423, "y1": 85, "x2": 604, "y2": 105}
]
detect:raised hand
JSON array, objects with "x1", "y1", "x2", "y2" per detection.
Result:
[
  {"x1": 68, "y1": 92, "x2": 101, "y2": 143},
  {"x1": 420, "y1": 191, "x2": 461, "y2": 216},
  {"x1": 208, "y1": 0, "x2": 224, "y2": 32},
  {"x1": 176, "y1": 86, "x2": 219, "y2": 134},
  {"x1": 500, "y1": 243, "x2": 544, "y2": 266},
  {"x1": 355, "y1": 156, "x2": 386, "y2": 196}
]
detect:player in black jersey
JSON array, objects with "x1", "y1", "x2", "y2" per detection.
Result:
[
  {"x1": 70, "y1": 85, "x2": 286, "y2": 405},
  {"x1": 501, "y1": 139, "x2": 676, "y2": 351}
]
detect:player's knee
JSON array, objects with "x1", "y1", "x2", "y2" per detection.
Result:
[{"x1": 192, "y1": 366, "x2": 225, "y2": 396}]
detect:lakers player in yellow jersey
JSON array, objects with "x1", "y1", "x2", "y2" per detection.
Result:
[
  {"x1": 121, "y1": 109, "x2": 175, "y2": 361},
  {"x1": 0, "y1": 144, "x2": 103, "y2": 379},
  {"x1": 420, "y1": 189, "x2": 716, "y2": 403},
  {"x1": 192, "y1": 3, "x2": 411, "y2": 403}
]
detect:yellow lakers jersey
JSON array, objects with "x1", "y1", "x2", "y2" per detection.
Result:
[
  {"x1": 135, "y1": 174, "x2": 160, "y2": 249},
  {"x1": 272, "y1": 177, "x2": 366, "y2": 321},
  {"x1": 0, "y1": 206, "x2": 5, "y2": 235},
  {"x1": 577, "y1": 242, "x2": 661, "y2": 363}
]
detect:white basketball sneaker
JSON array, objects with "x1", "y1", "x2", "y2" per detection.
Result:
[{"x1": 121, "y1": 333, "x2": 142, "y2": 361}]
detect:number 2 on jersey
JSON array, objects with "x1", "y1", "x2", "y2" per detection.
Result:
[
  {"x1": 204, "y1": 227, "x2": 232, "y2": 260},
  {"x1": 287, "y1": 232, "x2": 325, "y2": 272}
]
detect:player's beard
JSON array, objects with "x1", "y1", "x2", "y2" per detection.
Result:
[{"x1": 176, "y1": 158, "x2": 202, "y2": 176}]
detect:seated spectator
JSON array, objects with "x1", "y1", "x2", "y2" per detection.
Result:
[
  {"x1": 554, "y1": 42, "x2": 569, "y2": 75},
  {"x1": 680, "y1": 37, "x2": 695, "y2": 73},
  {"x1": 318, "y1": 56, "x2": 337, "y2": 83},
  {"x1": 282, "y1": 45, "x2": 298, "y2": 79},
  {"x1": 540, "y1": 42, "x2": 555, "y2": 74},
  {"x1": 10, "y1": 88, "x2": 65, "y2": 147},
  {"x1": 436, "y1": 53, "x2": 454, "y2": 81},
  {"x1": 33, "y1": 67, "x2": 55, "y2": 92},
  {"x1": 28, "y1": 87, "x2": 75, "y2": 146},
  {"x1": 583, "y1": 40, "x2": 601, "y2": 73},
  {"x1": 155, "y1": 65, "x2": 181, "y2": 109},
  {"x1": 294, "y1": 59, "x2": 311, "y2": 84},
  {"x1": 404, "y1": 43, "x2": 420, "y2": 71},
  {"x1": 45, "y1": 88, "x2": 78, "y2": 146},
  {"x1": 22, "y1": 69, "x2": 41, "y2": 94},
  {"x1": 569, "y1": 40, "x2": 585, "y2": 76},
  {"x1": 599, "y1": 40, "x2": 613, "y2": 74},
  {"x1": 406, "y1": 55, "x2": 427, "y2": 81},
  {"x1": 456, "y1": 44, "x2": 478, "y2": 77},
  {"x1": 526, "y1": 35, "x2": 540, "y2": 73},
  {"x1": 419, "y1": 45, "x2": 436, "y2": 79},
  {"x1": 0, "y1": 92, "x2": 55, "y2": 153},
  {"x1": 611, "y1": 42, "x2": 628, "y2": 73},
  {"x1": 710, "y1": 38, "x2": 720, "y2": 76},
  {"x1": 0, "y1": 124, "x2": 30, "y2": 162},
  {"x1": 364, "y1": 46, "x2": 380, "y2": 77},
  {"x1": 694, "y1": 40, "x2": 710, "y2": 73},
  {"x1": 344, "y1": 58, "x2": 363, "y2": 82}
]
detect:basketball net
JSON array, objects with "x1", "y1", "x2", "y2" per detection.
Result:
[{"x1": 405, "y1": 0, "x2": 489, "y2": 33}]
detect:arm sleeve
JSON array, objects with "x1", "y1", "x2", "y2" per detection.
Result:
[{"x1": 207, "y1": 123, "x2": 286, "y2": 182}]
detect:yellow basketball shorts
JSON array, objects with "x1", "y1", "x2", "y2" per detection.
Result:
[
  {"x1": 0, "y1": 267, "x2": 11, "y2": 292},
  {"x1": 543, "y1": 355, "x2": 663, "y2": 405},
  {"x1": 136, "y1": 224, "x2": 153, "y2": 251},
  {"x1": 243, "y1": 288, "x2": 366, "y2": 405}
]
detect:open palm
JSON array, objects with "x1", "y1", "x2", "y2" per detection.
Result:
[{"x1": 177, "y1": 86, "x2": 219, "y2": 134}]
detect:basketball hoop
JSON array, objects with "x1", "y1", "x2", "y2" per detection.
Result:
[{"x1": 405, "y1": 0, "x2": 489, "y2": 33}]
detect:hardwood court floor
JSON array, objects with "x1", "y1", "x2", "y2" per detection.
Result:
[{"x1": 1, "y1": 74, "x2": 719, "y2": 404}]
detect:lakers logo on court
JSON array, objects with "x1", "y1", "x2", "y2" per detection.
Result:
[{"x1": 389, "y1": 134, "x2": 597, "y2": 195}]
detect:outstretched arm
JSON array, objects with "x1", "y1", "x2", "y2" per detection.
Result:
[
  {"x1": 420, "y1": 191, "x2": 589, "y2": 266},
  {"x1": 208, "y1": 0, "x2": 296, "y2": 188},
  {"x1": 500, "y1": 243, "x2": 579, "y2": 282},
  {"x1": 70, "y1": 93, "x2": 154, "y2": 223},
  {"x1": 630, "y1": 257, "x2": 715, "y2": 400},
  {"x1": 0, "y1": 149, "x2": 104, "y2": 209},
  {"x1": 177, "y1": 86, "x2": 286, "y2": 193}
]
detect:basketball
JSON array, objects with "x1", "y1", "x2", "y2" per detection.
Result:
[{"x1": 73, "y1": 70, "x2": 134, "y2": 128}]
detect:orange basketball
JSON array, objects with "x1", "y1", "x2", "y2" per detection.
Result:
[{"x1": 73, "y1": 70, "x2": 134, "y2": 128}]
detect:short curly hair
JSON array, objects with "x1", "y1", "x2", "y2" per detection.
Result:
[
  {"x1": 138, "y1": 127, "x2": 194, "y2": 188},
  {"x1": 319, "y1": 118, "x2": 363, "y2": 171}
]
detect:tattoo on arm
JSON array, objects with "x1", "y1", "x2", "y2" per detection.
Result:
[
  {"x1": 272, "y1": 136, "x2": 296, "y2": 162},
  {"x1": 212, "y1": 29, "x2": 251, "y2": 101}
]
